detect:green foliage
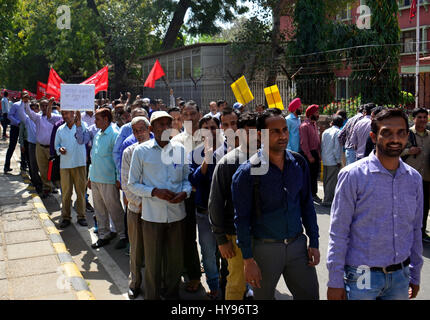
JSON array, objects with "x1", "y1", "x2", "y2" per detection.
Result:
[{"x1": 349, "y1": 0, "x2": 401, "y2": 105}]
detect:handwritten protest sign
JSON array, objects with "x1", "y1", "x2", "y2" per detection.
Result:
[{"x1": 60, "y1": 84, "x2": 95, "y2": 111}]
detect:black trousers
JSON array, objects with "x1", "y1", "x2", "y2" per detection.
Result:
[
  {"x1": 183, "y1": 192, "x2": 202, "y2": 281},
  {"x1": 301, "y1": 150, "x2": 320, "y2": 197},
  {"x1": 21, "y1": 140, "x2": 30, "y2": 170},
  {"x1": 423, "y1": 180, "x2": 430, "y2": 236},
  {"x1": 1, "y1": 114, "x2": 9, "y2": 137},
  {"x1": 4, "y1": 124, "x2": 20, "y2": 170},
  {"x1": 28, "y1": 142, "x2": 43, "y2": 192}
]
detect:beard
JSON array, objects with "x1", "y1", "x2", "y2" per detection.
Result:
[
  {"x1": 376, "y1": 141, "x2": 406, "y2": 157},
  {"x1": 310, "y1": 114, "x2": 319, "y2": 121},
  {"x1": 295, "y1": 109, "x2": 302, "y2": 116}
]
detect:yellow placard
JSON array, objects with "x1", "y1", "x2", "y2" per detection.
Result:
[
  {"x1": 264, "y1": 85, "x2": 284, "y2": 110},
  {"x1": 231, "y1": 76, "x2": 254, "y2": 105}
]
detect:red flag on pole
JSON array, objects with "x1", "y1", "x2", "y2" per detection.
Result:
[
  {"x1": 410, "y1": 0, "x2": 417, "y2": 22},
  {"x1": 81, "y1": 66, "x2": 109, "y2": 94},
  {"x1": 36, "y1": 81, "x2": 47, "y2": 99},
  {"x1": 144, "y1": 59, "x2": 165, "y2": 88},
  {"x1": 46, "y1": 68, "x2": 65, "y2": 99}
]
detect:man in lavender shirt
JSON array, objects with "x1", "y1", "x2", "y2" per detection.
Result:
[
  {"x1": 25, "y1": 97, "x2": 62, "y2": 196},
  {"x1": 327, "y1": 108, "x2": 423, "y2": 300}
]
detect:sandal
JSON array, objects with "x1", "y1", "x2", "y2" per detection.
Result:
[{"x1": 185, "y1": 279, "x2": 201, "y2": 293}]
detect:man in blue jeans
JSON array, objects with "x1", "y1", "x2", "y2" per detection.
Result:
[
  {"x1": 327, "y1": 108, "x2": 423, "y2": 300},
  {"x1": 338, "y1": 105, "x2": 364, "y2": 165}
]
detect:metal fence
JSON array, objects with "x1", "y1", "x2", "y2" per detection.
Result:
[{"x1": 140, "y1": 73, "x2": 425, "y2": 114}]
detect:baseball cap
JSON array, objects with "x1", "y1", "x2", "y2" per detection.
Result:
[
  {"x1": 233, "y1": 102, "x2": 243, "y2": 110},
  {"x1": 150, "y1": 111, "x2": 173, "y2": 125}
]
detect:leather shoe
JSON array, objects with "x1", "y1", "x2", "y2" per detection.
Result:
[
  {"x1": 3, "y1": 168, "x2": 12, "y2": 174},
  {"x1": 128, "y1": 288, "x2": 140, "y2": 300},
  {"x1": 91, "y1": 238, "x2": 110, "y2": 249},
  {"x1": 77, "y1": 219, "x2": 88, "y2": 227},
  {"x1": 59, "y1": 220, "x2": 71, "y2": 229}
]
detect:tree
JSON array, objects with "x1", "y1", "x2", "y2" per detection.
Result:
[
  {"x1": 159, "y1": 0, "x2": 249, "y2": 51},
  {"x1": 349, "y1": 0, "x2": 401, "y2": 105}
]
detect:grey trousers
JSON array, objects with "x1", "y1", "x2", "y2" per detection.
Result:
[
  {"x1": 128, "y1": 209, "x2": 144, "y2": 290},
  {"x1": 252, "y1": 234, "x2": 319, "y2": 300},
  {"x1": 323, "y1": 165, "x2": 340, "y2": 204},
  {"x1": 143, "y1": 219, "x2": 184, "y2": 300},
  {"x1": 91, "y1": 182, "x2": 125, "y2": 240}
]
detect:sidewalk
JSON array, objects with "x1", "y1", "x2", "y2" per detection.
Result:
[{"x1": 0, "y1": 138, "x2": 94, "y2": 300}]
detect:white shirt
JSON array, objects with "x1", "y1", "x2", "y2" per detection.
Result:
[
  {"x1": 82, "y1": 112, "x2": 95, "y2": 127},
  {"x1": 127, "y1": 139, "x2": 192, "y2": 223}
]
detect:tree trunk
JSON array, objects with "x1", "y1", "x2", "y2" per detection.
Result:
[
  {"x1": 161, "y1": 0, "x2": 192, "y2": 51},
  {"x1": 112, "y1": 55, "x2": 128, "y2": 99},
  {"x1": 266, "y1": 1, "x2": 286, "y2": 87}
]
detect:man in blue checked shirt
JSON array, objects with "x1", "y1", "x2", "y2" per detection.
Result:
[
  {"x1": 232, "y1": 108, "x2": 320, "y2": 300},
  {"x1": 327, "y1": 108, "x2": 423, "y2": 300}
]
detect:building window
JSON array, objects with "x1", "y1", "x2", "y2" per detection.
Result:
[
  {"x1": 192, "y1": 55, "x2": 201, "y2": 78},
  {"x1": 175, "y1": 59, "x2": 182, "y2": 80},
  {"x1": 168, "y1": 58, "x2": 174, "y2": 81},
  {"x1": 184, "y1": 56, "x2": 191, "y2": 79},
  {"x1": 399, "y1": 0, "x2": 425, "y2": 7},
  {"x1": 336, "y1": 4, "x2": 351, "y2": 21},
  {"x1": 400, "y1": 29, "x2": 424, "y2": 53}
]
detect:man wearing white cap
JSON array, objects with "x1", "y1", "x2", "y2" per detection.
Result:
[{"x1": 128, "y1": 111, "x2": 192, "y2": 300}]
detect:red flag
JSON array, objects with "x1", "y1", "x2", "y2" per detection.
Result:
[
  {"x1": 46, "y1": 68, "x2": 65, "y2": 99},
  {"x1": 410, "y1": 0, "x2": 417, "y2": 22},
  {"x1": 81, "y1": 66, "x2": 109, "y2": 94},
  {"x1": 144, "y1": 59, "x2": 165, "y2": 88},
  {"x1": 36, "y1": 81, "x2": 47, "y2": 99}
]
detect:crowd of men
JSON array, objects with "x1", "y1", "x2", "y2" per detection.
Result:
[{"x1": 0, "y1": 88, "x2": 429, "y2": 301}]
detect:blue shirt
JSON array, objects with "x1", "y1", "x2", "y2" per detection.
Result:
[
  {"x1": 327, "y1": 152, "x2": 424, "y2": 288},
  {"x1": 321, "y1": 125, "x2": 342, "y2": 166},
  {"x1": 1, "y1": 97, "x2": 9, "y2": 114},
  {"x1": 286, "y1": 113, "x2": 301, "y2": 152},
  {"x1": 8, "y1": 100, "x2": 23, "y2": 127},
  {"x1": 89, "y1": 125, "x2": 120, "y2": 184},
  {"x1": 55, "y1": 123, "x2": 87, "y2": 169},
  {"x1": 127, "y1": 139, "x2": 192, "y2": 223},
  {"x1": 113, "y1": 122, "x2": 133, "y2": 174},
  {"x1": 232, "y1": 150, "x2": 319, "y2": 259},
  {"x1": 188, "y1": 145, "x2": 217, "y2": 210}
]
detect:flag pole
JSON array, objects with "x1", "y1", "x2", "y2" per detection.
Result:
[{"x1": 415, "y1": 0, "x2": 420, "y2": 108}]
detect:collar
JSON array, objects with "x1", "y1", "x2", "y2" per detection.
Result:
[
  {"x1": 150, "y1": 138, "x2": 172, "y2": 151},
  {"x1": 251, "y1": 149, "x2": 296, "y2": 167},
  {"x1": 410, "y1": 125, "x2": 429, "y2": 136},
  {"x1": 101, "y1": 124, "x2": 113, "y2": 135},
  {"x1": 367, "y1": 151, "x2": 411, "y2": 177}
]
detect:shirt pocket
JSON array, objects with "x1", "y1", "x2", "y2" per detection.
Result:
[{"x1": 168, "y1": 164, "x2": 185, "y2": 184}]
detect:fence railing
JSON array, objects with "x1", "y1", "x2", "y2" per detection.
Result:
[{"x1": 141, "y1": 73, "x2": 423, "y2": 114}]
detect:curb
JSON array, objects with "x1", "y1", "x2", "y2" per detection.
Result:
[{"x1": 21, "y1": 172, "x2": 96, "y2": 300}]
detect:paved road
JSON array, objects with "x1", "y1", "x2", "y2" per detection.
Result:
[{"x1": 41, "y1": 181, "x2": 430, "y2": 300}]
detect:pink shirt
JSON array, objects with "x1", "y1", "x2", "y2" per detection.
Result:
[{"x1": 299, "y1": 119, "x2": 320, "y2": 159}]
